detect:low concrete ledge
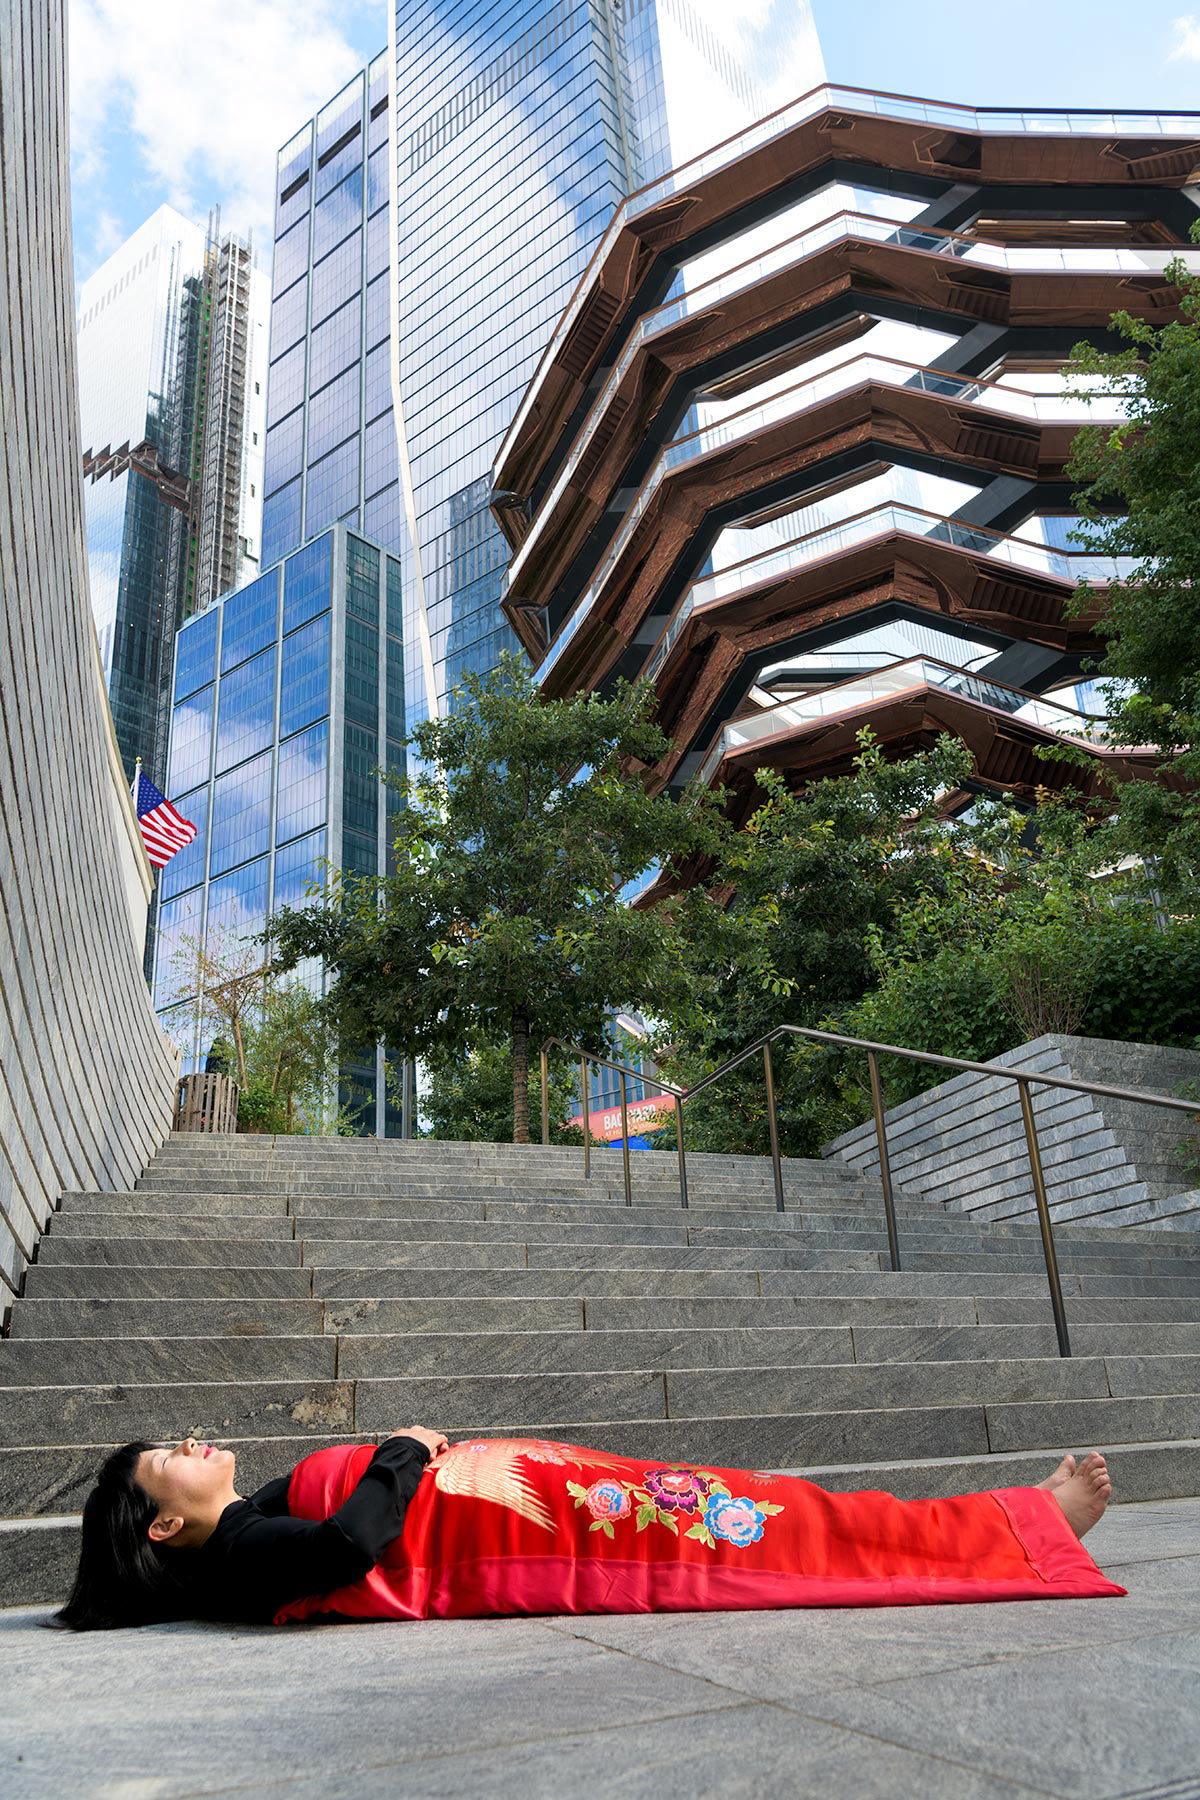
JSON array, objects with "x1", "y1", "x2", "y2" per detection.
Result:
[{"x1": 823, "y1": 1035, "x2": 1200, "y2": 1230}]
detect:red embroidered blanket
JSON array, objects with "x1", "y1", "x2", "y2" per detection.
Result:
[{"x1": 276, "y1": 1438, "x2": 1125, "y2": 1624}]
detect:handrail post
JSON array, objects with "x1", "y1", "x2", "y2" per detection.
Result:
[
  {"x1": 618, "y1": 1068, "x2": 632, "y2": 1207},
  {"x1": 540, "y1": 1047, "x2": 550, "y2": 1147},
  {"x1": 675, "y1": 1093, "x2": 689, "y2": 1209},
  {"x1": 1016, "y1": 1077, "x2": 1072, "y2": 1358},
  {"x1": 867, "y1": 1051, "x2": 902, "y2": 1273},
  {"x1": 763, "y1": 1042, "x2": 784, "y2": 1212},
  {"x1": 580, "y1": 1056, "x2": 591, "y2": 1179}
]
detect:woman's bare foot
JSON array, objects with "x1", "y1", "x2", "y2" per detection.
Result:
[
  {"x1": 1038, "y1": 1453, "x2": 1076, "y2": 1494},
  {"x1": 1044, "y1": 1451, "x2": 1112, "y2": 1540}
]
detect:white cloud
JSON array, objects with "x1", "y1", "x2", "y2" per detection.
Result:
[
  {"x1": 69, "y1": 0, "x2": 383, "y2": 256},
  {"x1": 1170, "y1": 14, "x2": 1200, "y2": 58}
]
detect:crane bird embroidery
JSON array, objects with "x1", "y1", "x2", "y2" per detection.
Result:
[{"x1": 433, "y1": 1439, "x2": 624, "y2": 1533}]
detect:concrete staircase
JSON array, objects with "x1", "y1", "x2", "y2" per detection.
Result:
[{"x1": 6, "y1": 1134, "x2": 1200, "y2": 1607}]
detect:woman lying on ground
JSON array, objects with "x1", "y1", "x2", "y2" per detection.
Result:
[{"x1": 57, "y1": 1429, "x2": 1122, "y2": 1631}]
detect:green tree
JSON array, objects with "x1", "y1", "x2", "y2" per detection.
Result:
[
  {"x1": 269, "y1": 653, "x2": 730, "y2": 1142},
  {"x1": 420, "y1": 1037, "x2": 584, "y2": 1144},
  {"x1": 1065, "y1": 239, "x2": 1200, "y2": 890},
  {"x1": 651, "y1": 731, "x2": 977, "y2": 1155},
  {"x1": 169, "y1": 930, "x2": 344, "y2": 1134}
]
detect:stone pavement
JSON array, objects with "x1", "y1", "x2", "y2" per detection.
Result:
[{"x1": 3, "y1": 1496, "x2": 1200, "y2": 1800}]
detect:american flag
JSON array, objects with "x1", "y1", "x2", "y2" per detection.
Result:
[{"x1": 132, "y1": 769, "x2": 197, "y2": 870}]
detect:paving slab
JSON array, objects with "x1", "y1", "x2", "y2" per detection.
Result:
[{"x1": 4, "y1": 1498, "x2": 1200, "y2": 1800}]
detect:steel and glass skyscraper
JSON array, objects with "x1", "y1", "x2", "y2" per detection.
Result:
[
  {"x1": 76, "y1": 207, "x2": 269, "y2": 785},
  {"x1": 262, "y1": 6, "x2": 822, "y2": 731},
  {"x1": 389, "y1": 1, "x2": 822, "y2": 725}
]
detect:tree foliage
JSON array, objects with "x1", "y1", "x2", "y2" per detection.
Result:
[
  {"x1": 268, "y1": 654, "x2": 731, "y2": 1141},
  {"x1": 168, "y1": 930, "x2": 344, "y2": 1134},
  {"x1": 1065, "y1": 239, "x2": 1200, "y2": 889}
]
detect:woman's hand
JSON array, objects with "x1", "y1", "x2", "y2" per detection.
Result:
[{"x1": 386, "y1": 1426, "x2": 449, "y2": 1459}]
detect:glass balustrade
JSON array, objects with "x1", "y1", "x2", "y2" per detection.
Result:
[{"x1": 694, "y1": 656, "x2": 1107, "y2": 787}]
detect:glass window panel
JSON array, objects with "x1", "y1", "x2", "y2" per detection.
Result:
[
  {"x1": 275, "y1": 173, "x2": 310, "y2": 239},
  {"x1": 283, "y1": 532, "x2": 333, "y2": 634},
  {"x1": 365, "y1": 483, "x2": 403, "y2": 557},
  {"x1": 305, "y1": 439, "x2": 359, "y2": 538},
  {"x1": 365, "y1": 271, "x2": 389, "y2": 350},
  {"x1": 210, "y1": 750, "x2": 272, "y2": 877},
  {"x1": 220, "y1": 570, "x2": 279, "y2": 672},
  {"x1": 216, "y1": 645, "x2": 276, "y2": 773},
  {"x1": 310, "y1": 297, "x2": 361, "y2": 393},
  {"x1": 385, "y1": 636, "x2": 404, "y2": 742},
  {"x1": 307, "y1": 363, "x2": 360, "y2": 463},
  {"x1": 154, "y1": 888, "x2": 204, "y2": 1009},
  {"x1": 312, "y1": 231, "x2": 361, "y2": 326},
  {"x1": 364, "y1": 342, "x2": 392, "y2": 423},
  {"x1": 157, "y1": 999, "x2": 200, "y2": 1074},
  {"x1": 264, "y1": 407, "x2": 305, "y2": 499},
  {"x1": 269, "y1": 276, "x2": 308, "y2": 362},
  {"x1": 344, "y1": 614, "x2": 378, "y2": 727},
  {"x1": 160, "y1": 785, "x2": 209, "y2": 901},
  {"x1": 385, "y1": 555, "x2": 403, "y2": 638},
  {"x1": 169, "y1": 684, "x2": 214, "y2": 791},
  {"x1": 279, "y1": 611, "x2": 330, "y2": 737},
  {"x1": 317, "y1": 71, "x2": 363, "y2": 159},
  {"x1": 367, "y1": 207, "x2": 389, "y2": 281},
  {"x1": 347, "y1": 536, "x2": 379, "y2": 622},
  {"x1": 173, "y1": 607, "x2": 218, "y2": 701},
  {"x1": 272, "y1": 828, "x2": 326, "y2": 911},
  {"x1": 313, "y1": 169, "x2": 364, "y2": 262},
  {"x1": 272, "y1": 217, "x2": 310, "y2": 297},
  {"x1": 341, "y1": 829, "x2": 377, "y2": 882},
  {"x1": 315, "y1": 127, "x2": 362, "y2": 202},
  {"x1": 207, "y1": 857, "x2": 269, "y2": 944},
  {"x1": 364, "y1": 413, "x2": 398, "y2": 497},
  {"x1": 266, "y1": 342, "x2": 305, "y2": 425},
  {"x1": 276, "y1": 719, "x2": 328, "y2": 845},
  {"x1": 277, "y1": 124, "x2": 312, "y2": 204},
  {"x1": 261, "y1": 478, "x2": 301, "y2": 569},
  {"x1": 367, "y1": 144, "x2": 388, "y2": 214}
]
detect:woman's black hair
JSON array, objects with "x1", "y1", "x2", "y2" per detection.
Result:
[{"x1": 56, "y1": 1442, "x2": 187, "y2": 1631}]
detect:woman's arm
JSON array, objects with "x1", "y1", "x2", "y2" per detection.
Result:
[{"x1": 208, "y1": 1432, "x2": 442, "y2": 1619}]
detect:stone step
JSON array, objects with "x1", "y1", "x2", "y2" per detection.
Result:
[
  {"x1": 32, "y1": 1237, "x2": 303, "y2": 1269},
  {"x1": 3, "y1": 1352, "x2": 1164, "y2": 1450},
  {"x1": 9, "y1": 1431, "x2": 1199, "y2": 1610},
  {"x1": 8, "y1": 1298, "x2": 327, "y2": 1338},
  {"x1": 21, "y1": 1266, "x2": 315, "y2": 1300},
  {"x1": 6, "y1": 1390, "x2": 1200, "y2": 1521},
  {"x1": 0, "y1": 1335, "x2": 338, "y2": 1383},
  {"x1": 308, "y1": 1265, "x2": 1200, "y2": 1302},
  {"x1": 10, "y1": 1322, "x2": 1200, "y2": 1385},
  {"x1": 300, "y1": 1242, "x2": 888, "y2": 1272}
]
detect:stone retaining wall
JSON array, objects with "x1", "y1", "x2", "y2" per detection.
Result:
[
  {"x1": 0, "y1": 0, "x2": 179, "y2": 1312},
  {"x1": 823, "y1": 1036, "x2": 1200, "y2": 1230}
]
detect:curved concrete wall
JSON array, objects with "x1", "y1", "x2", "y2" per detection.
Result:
[{"x1": 0, "y1": 0, "x2": 179, "y2": 1307}]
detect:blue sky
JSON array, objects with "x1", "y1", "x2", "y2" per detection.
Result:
[
  {"x1": 69, "y1": 1, "x2": 1199, "y2": 286},
  {"x1": 814, "y1": 1, "x2": 1200, "y2": 108}
]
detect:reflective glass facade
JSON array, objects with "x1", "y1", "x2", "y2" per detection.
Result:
[
  {"x1": 265, "y1": 10, "x2": 821, "y2": 739},
  {"x1": 155, "y1": 523, "x2": 405, "y2": 1132},
  {"x1": 390, "y1": 0, "x2": 823, "y2": 724},
  {"x1": 263, "y1": 56, "x2": 403, "y2": 584},
  {"x1": 77, "y1": 207, "x2": 270, "y2": 787}
]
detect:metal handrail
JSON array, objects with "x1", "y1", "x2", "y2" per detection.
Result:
[{"x1": 540, "y1": 1025, "x2": 1200, "y2": 1359}]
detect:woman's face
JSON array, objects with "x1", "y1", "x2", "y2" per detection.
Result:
[{"x1": 135, "y1": 1438, "x2": 236, "y2": 1536}]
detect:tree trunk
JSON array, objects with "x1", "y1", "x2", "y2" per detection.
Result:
[{"x1": 512, "y1": 1011, "x2": 530, "y2": 1144}]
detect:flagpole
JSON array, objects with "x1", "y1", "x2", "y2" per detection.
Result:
[{"x1": 132, "y1": 756, "x2": 142, "y2": 806}]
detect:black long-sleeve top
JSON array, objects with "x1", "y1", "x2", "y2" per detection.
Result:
[{"x1": 168, "y1": 1436, "x2": 430, "y2": 1624}]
